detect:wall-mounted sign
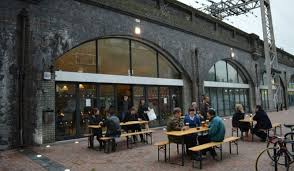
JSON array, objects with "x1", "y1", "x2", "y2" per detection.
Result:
[{"x1": 43, "y1": 72, "x2": 51, "y2": 80}]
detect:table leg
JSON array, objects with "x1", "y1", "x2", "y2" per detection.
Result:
[{"x1": 181, "y1": 136, "x2": 185, "y2": 166}]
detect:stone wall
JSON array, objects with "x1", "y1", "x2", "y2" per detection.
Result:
[{"x1": 0, "y1": 0, "x2": 293, "y2": 149}]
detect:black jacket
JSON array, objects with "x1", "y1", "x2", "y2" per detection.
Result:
[
  {"x1": 232, "y1": 112, "x2": 245, "y2": 127},
  {"x1": 138, "y1": 104, "x2": 149, "y2": 121},
  {"x1": 253, "y1": 110, "x2": 272, "y2": 129}
]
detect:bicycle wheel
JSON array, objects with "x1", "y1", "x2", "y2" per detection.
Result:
[
  {"x1": 266, "y1": 139, "x2": 290, "y2": 166},
  {"x1": 256, "y1": 147, "x2": 290, "y2": 171}
]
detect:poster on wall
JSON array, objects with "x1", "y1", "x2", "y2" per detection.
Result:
[{"x1": 86, "y1": 99, "x2": 91, "y2": 107}]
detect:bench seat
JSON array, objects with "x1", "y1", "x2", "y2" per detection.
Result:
[
  {"x1": 154, "y1": 141, "x2": 169, "y2": 162},
  {"x1": 99, "y1": 130, "x2": 153, "y2": 153},
  {"x1": 189, "y1": 136, "x2": 240, "y2": 169}
]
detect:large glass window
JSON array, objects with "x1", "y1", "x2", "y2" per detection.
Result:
[
  {"x1": 98, "y1": 39, "x2": 130, "y2": 75},
  {"x1": 131, "y1": 41, "x2": 157, "y2": 77},
  {"x1": 260, "y1": 89, "x2": 269, "y2": 110},
  {"x1": 159, "y1": 87, "x2": 171, "y2": 125},
  {"x1": 55, "y1": 83, "x2": 77, "y2": 140},
  {"x1": 207, "y1": 65, "x2": 216, "y2": 81},
  {"x1": 158, "y1": 54, "x2": 181, "y2": 79},
  {"x1": 55, "y1": 41, "x2": 96, "y2": 73},
  {"x1": 207, "y1": 60, "x2": 247, "y2": 84},
  {"x1": 99, "y1": 85, "x2": 115, "y2": 117},
  {"x1": 79, "y1": 84, "x2": 97, "y2": 135},
  {"x1": 227, "y1": 63, "x2": 238, "y2": 83},
  {"x1": 215, "y1": 61, "x2": 227, "y2": 82}
]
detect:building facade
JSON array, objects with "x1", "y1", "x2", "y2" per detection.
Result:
[{"x1": 0, "y1": 0, "x2": 294, "y2": 149}]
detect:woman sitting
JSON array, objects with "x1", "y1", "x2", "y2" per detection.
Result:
[
  {"x1": 184, "y1": 107, "x2": 201, "y2": 128},
  {"x1": 232, "y1": 104, "x2": 250, "y2": 137}
]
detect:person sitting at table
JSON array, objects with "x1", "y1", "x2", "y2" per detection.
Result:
[
  {"x1": 197, "y1": 108, "x2": 225, "y2": 158},
  {"x1": 251, "y1": 105, "x2": 272, "y2": 142},
  {"x1": 167, "y1": 107, "x2": 196, "y2": 156},
  {"x1": 126, "y1": 107, "x2": 145, "y2": 143},
  {"x1": 232, "y1": 104, "x2": 250, "y2": 137},
  {"x1": 184, "y1": 107, "x2": 201, "y2": 128},
  {"x1": 89, "y1": 108, "x2": 104, "y2": 150},
  {"x1": 99, "y1": 106, "x2": 121, "y2": 152}
]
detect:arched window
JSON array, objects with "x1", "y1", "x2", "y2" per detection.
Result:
[
  {"x1": 205, "y1": 60, "x2": 250, "y2": 116},
  {"x1": 289, "y1": 75, "x2": 294, "y2": 89},
  {"x1": 54, "y1": 38, "x2": 181, "y2": 79},
  {"x1": 206, "y1": 60, "x2": 247, "y2": 83}
]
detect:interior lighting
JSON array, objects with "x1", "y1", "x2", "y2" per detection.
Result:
[{"x1": 134, "y1": 26, "x2": 141, "y2": 35}]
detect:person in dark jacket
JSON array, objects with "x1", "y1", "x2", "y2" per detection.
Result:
[
  {"x1": 118, "y1": 95, "x2": 132, "y2": 122},
  {"x1": 100, "y1": 106, "x2": 121, "y2": 152},
  {"x1": 252, "y1": 105, "x2": 272, "y2": 142},
  {"x1": 126, "y1": 107, "x2": 144, "y2": 143},
  {"x1": 89, "y1": 108, "x2": 104, "y2": 149},
  {"x1": 199, "y1": 96, "x2": 210, "y2": 121},
  {"x1": 232, "y1": 104, "x2": 250, "y2": 137},
  {"x1": 138, "y1": 99, "x2": 149, "y2": 121},
  {"x1": 198, "y1": 108, "x2": 226, "y2": 158}
]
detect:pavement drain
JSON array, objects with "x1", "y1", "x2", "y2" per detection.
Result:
[{"x1": 20, "y1": 149, "x2": 69, "y2": 171}]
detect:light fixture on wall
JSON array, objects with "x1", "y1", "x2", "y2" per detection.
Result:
[
  {"x1": 134, "y1": 18, "x2": 141, "y2": 35},
  {"x1": 134, "y1": 26, "x2": 141, "y2": 35},
  {"x1": 230, "y1": 48, "x2": 235, "y2": 58}
]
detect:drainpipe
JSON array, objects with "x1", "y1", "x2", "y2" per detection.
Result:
[{"x1": 18, "y1": 8, "x2": 28, "y2": 147}]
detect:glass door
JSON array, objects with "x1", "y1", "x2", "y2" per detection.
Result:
[
  {"x1": 159, "y1": 87, "x2": 171, "y2": 125},
  {"x1": 133, "y1": 86, "x2": 145, "y2": 110},
  {"x1": 55, "y1": 83, "x2": 77, "y2": 140},
  {"x1": 78, "y1": 84, "x2": 97, "y2": 135},
  {"x1": 116, "y1": 85, "x2": 132, "y2": 115},
  {"x1": 99, "y1": 85, "x2": 115, "y2": 118}
]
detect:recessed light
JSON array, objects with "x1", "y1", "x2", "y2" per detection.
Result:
[
  {"x1": 37, "y1": 154, "x2": 42, "y2": 158},
  {"x1": 46, "y1": 145, "x2": 51, "y2": 148},
  {"x1": 75, "y1": 141, "x2": 79, "y2": 144},
  {"x1": 64, "y1": 169, "x2": 71, "y2": 171}
]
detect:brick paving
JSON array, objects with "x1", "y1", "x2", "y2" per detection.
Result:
[{"x1": 1, "y1": 108, "x2": 294, "y2": 171}]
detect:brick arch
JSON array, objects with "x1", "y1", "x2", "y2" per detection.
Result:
[{"x1": 53, "y1": 34, "x2": 192, "y2": 82}]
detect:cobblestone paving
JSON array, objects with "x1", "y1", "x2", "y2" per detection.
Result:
[{"x1": 1, "y1": 108, "x2": 294, "y2": 171}]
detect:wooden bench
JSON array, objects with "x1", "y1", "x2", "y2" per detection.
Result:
[
  {"x1": 189, "y1": 137, "x2": 240, "y2": 169},
  {"x1": 100, "y1": 130, "x2": 153, "y2": 153},
  {"x1": 82, "y1": 133, "x2": 94, "y2": 148},
  {"x1": 154, "y1": 141, "x2": 169, "y2": 162},
  {"x1": 271, "y1": 123, "x2": 282, "y2": 135}
]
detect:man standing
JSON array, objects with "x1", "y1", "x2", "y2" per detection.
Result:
[
  {"x1": 119, "y1": 95, "x2": 132, "y2": 122},
  {"x1": 200, "y1": 96, "x2": 210, "y2": 121}
]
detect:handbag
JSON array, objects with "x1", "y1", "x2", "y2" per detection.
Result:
[{"x1": 147, "y1": 108, "x2": 157, "y2": 121}]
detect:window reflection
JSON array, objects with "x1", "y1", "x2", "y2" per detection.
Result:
[
  {"x1": 206, "y1": 87, "x2": 250, "y2": 116},
  {"x1": 215, "y1": 61, "x2": 227, "y2": 82},
  {"x1": 55, "y1": 84, "x2": 77, "y2": 140},
  {"x1": 227, "y1": 63, "x2": 238, "y2": 83},
  {"x1": 131, "y1": 41, "x2": 157, "y2": 77},
  {"x1": 98, "y1": 39, "x2": 130, "y2": 75},
  {"x1": 55, "y1": 41, "x2": 96, "y2": 73},
  {"x1": 207, "y1": 65, "x2": 216, "y2": 81},
  {"x1": 158, "y1": 54, "x2": 181, "y2": 79}
]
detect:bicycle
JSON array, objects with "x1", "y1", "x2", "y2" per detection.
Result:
[{"x1": 255, "y1": 132, "x2": 294, "y2": 171}]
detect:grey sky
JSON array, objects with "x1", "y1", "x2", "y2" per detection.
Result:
[{"x1": 177, "y1": 0, "x2": 294, "y2": 55}]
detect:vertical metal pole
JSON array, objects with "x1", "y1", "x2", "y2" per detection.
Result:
[{"x1": 260, "y1": 0, "x2": 277, "y2": 111}]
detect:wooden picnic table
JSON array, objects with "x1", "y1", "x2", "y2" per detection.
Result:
[
  {"x1": 239, "y1": 117, "x2": 255, "y2": 141},
  {"x1": 88, "y1": 120, "x2": 149, "y2": 129},
  {"x1": 165, "y1": 127, "x2": 208, "y2": 166},
  {"x1": 87, "y1": 120, "x2": 150, "y2": 148}
]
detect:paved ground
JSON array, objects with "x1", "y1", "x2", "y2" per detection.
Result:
[{"x1": 1, "y1": 108, "x2": 294, "y2": 171}]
